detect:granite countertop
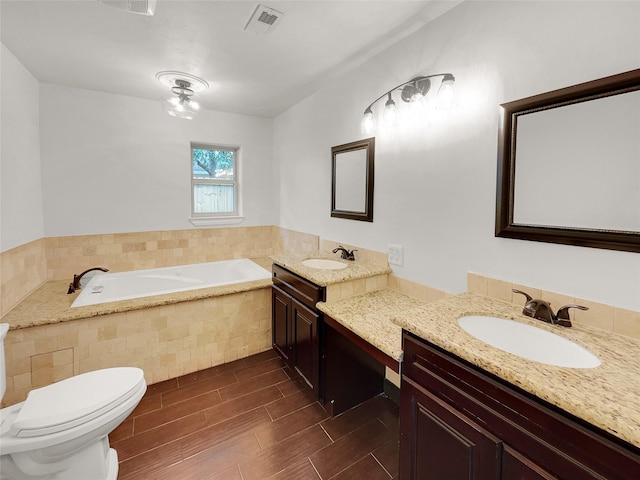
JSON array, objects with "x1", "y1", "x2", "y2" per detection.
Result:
[
  {"x1": 391, "y1": 291, "x2": 640, "y2": 449},
  {"x1": 2, "y1": 258, "x2": 273, "y2": 330},
  {"x1": 315, "y1": 288, "x2": 640, "y2": 448},
  {"x1": 270, "y1": 253, "x2": 391, "y2": 286},
  {"x1": 316, "y1": 289, "x2": 412, "y2": 363}
]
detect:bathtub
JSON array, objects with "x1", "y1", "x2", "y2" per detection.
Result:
[{"x1": 71, "y1": 258, "x2": 271, "y2": 307}]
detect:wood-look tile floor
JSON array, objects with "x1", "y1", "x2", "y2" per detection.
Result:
[{"x1": 110, "y1": 349, "x2": 399, "y2": 480}]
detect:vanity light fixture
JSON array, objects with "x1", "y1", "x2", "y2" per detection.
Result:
[
  {"x1": 361, "y1": 73, "x2": 455, "y2": 135},
  {"x1": 156, "y1": 71, "x2": 209, "y2": 120}
]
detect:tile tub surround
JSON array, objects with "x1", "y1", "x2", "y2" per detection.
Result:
[
  {"x1": 392, "y1": 291, "x2": 640, "y2": 449},
  {"x1": 1, "y1": 279, "x2": 272, "y2": 406},
  {"x1": 1, "y1": 226, "x2": 320, "y2": 316},
  {"x1": 0, "y1": 238, "x2": 48, "y2": 318}
]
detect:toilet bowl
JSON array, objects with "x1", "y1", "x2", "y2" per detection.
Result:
[{"x1": 0, "y1": 323, "x2": 146, "y2": 479}]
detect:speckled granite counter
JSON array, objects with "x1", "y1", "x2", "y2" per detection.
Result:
[
  {"x1": 317, "y1": 290, "x2": 413, "y2": 363},
  {"x1": 391, "y1": 291, "x2": 640, "y2": 449},
  {"x1": 270, "y1": 253, "x2": 391, "y2": 286},
  {"x1": 2, "y1": 258, "x2": 273, "y2": 330}
]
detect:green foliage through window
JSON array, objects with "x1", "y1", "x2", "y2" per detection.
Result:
[{"x1": 192, "y1": 148, "x2": 235, "y2": 179}]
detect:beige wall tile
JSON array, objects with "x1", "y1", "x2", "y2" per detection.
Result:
[
  {"x1": 574, "y1": 298, "x2": 615, "y2": 331},
  {"x1": 389, "y1": 274, "x2": 446, "y2": 304},
  {"x1": 2, "y1": 285, "x2": 271, "y2": 406},
  {"x1": 540, "y1": 290, "x2": 575, "y2": 312},
  {"x1": 1, "y1": 239, "x2": 48, "y2": 316},
  {"x1": 614, "y1": 308, "x2": 640, "y2": 339},
  {"x1": 471, "y1": 273, "x2": 638, "y2": 339},
  {"x1": 467, "y1": 273, "x2": 488, "y2": 296},
  {"x1": 486, "y1": 278, "x2": 512, "y2": 303}
]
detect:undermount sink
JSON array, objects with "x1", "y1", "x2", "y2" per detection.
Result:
[
  {"x1": 301, "y1": 259, "x2": 348, "y2": 270},
  {"x1": 457, "y1": 315, "x2": 601, "y2": 369}
]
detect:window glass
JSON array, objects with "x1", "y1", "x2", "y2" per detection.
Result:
[{"x1": 191, "y1": 145, "x2": 238, "y2": 216}]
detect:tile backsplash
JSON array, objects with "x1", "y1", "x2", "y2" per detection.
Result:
[
  {"x1": 468, "y1": 272, "x2": 640, "y2": 340},
  {"x1": 1, "y1": 226, "x2": 319, "y2": 317},
  {"x1": 0, "y1": 239, "x2": 48, "y2": 317}
]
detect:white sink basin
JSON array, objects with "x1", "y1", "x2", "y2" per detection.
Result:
[
  {"x1": 457, "y1": 315, "x2": 601, "y2": 369},
  {"x1": 301, "y1": 259, "x2": 348, "y2": 270}
]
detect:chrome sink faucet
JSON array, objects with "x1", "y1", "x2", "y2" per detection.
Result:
[
  {"x1": 67, "y1": 267, "x2": 109, "y2": 294},
  {"x1": 512, "y1": 289, "x2": 588, "y2": 327},
  {"x1": 332, "y1": 246, "x2": 356, "y2": 261}
]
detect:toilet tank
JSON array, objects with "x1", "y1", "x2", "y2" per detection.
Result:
[{"x1": 0, "y1": 323, "x2": 9, "y2": 400}]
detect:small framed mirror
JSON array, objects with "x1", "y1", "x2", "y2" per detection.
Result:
[{"x1": 331, "y1": 137, "x2": 375, "y2": 222}]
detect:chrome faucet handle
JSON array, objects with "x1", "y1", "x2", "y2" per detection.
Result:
[{"x1": 555, "y1": 304, "x2": 589, "y2": 327}]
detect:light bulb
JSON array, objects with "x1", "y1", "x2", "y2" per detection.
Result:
[
  {"x1": 408, "y1": 91, "x2": 425, "y2": 120},
  {"x1": 436, "y1": 74, "x2": 455, "y2": 109},
  {"x1": 361, "y1": 107, "x2": 375, "y2": 135},
  {"x1": 382, "y1": 94, "x2": 398, "y2": 127}
]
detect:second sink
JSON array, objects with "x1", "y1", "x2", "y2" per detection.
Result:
[
  {"x1": 301, "y1": 259, "x2": 348, "y2": 270},
  {"x1": 457, "y1": 315, "x2": 601, "y2": 368}
]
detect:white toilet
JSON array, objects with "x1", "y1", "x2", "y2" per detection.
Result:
[{"x1": 0, "y1": 323, "x2": 147, "y2": 479}]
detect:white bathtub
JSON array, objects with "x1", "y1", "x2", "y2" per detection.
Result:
[{"x1": 71, "y1": 258, "x2": 271, "y2": 307}]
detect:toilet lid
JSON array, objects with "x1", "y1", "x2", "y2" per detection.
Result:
[{"x1": 12, "y1": 367, "x2": 145, "y2": 438}]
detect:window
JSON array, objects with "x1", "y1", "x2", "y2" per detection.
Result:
[{"x1": 191, "y1": 143, "x2": 239, "y2": 219}]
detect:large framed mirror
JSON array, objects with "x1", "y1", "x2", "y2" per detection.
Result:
[
  {"x1": 331, "y1": 137, "x2": 375, "y2": 222},
  {"x1": 496, "y1": 69, "x2": 640, "y2": 253}
]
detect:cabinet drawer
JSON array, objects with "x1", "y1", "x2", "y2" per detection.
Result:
[
  {"x1": 272, "y1": 264, "x2": 325, "y2": 310},
  {"x1": 402, "y1": 331, "x2": 640, "y2": 479}
]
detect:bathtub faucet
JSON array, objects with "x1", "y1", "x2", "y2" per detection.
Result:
[{"x1": 67, "y1": 267, "x2": 109, "y2": 294}]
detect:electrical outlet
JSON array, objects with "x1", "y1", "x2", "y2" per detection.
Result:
[{"x1": 388, "y1": 244, "x2": 404, "y2": 266}]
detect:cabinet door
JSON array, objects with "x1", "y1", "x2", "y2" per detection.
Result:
[
  {"x1": 502, "y1": 447, "x2": 558, "y2": 480},
  {"x1": 292, "y1": 297, "x2": 320, "y2": 393},
  {"x1": 400, "y1": 376, "x2": 501, "y2": 480},
  {"x1": 272, "y1": 286, "x2": 292, "y2": 365}
]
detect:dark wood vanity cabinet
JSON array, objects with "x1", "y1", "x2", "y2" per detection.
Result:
[
  {"x1": 400, "y1": 331, "x2": 640, "y2": 480},
  {"x1": 272, "y1": 265, "x2": 325, "y2": 397}
]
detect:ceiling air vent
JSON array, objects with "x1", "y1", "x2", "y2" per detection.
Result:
[
  {"x1": 98, "y1": 0, "x2": 156, "y2": 16},
  {"x1": 243, "y1": 4, "x2": 284, "y2": 35}
]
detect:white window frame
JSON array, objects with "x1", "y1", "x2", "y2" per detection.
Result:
[{"x1": 189, "y1": 143, "x2": 244, "y2": 226}]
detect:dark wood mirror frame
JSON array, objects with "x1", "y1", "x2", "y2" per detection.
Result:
[
  {"x1": 496, "y1": 68, "x2": 640, "y2": 253},
  {"x1": 331, "y1": 137, "x2": 375, "y2": 222}
]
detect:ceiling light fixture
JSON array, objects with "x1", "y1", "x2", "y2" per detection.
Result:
[
  {"x1": 361, "y1": 73, "x2": 455, "y2": 135},
  {"x1": 156, "y1": 71, "x2": 209, "y2": 120}
]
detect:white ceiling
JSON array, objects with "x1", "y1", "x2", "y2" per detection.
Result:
[{"x1": 1, "y1": 0, "x2": 461, "y2": 117}]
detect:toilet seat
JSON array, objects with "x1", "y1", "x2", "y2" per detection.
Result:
[{"x1": 11, "y1": 367, "x2": 144, "y2": 438}]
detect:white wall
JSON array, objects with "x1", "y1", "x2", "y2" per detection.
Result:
[
  {"x1": 0, "y1": 43, "x2": 44, "y2": 251},
  {"x1": 274, "y1": 0, "x2": 640, "y2": 311},
  {"x1": 39, "y1": 83, "x2": 274, "y2": 237}
]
